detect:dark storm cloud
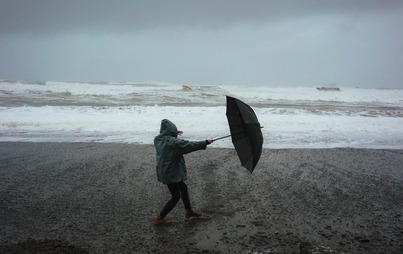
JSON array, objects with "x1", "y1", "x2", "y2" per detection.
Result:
[
  {"x1": 1, "y1": 0, "x2": 403, "y2": 35},
  {"x1": 1, "y1": 0, "x2": 403, "y2": 87}
]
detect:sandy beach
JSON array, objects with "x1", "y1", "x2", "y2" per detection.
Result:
[{"x1": 0, "y1": 142, "x2": 402, "y2": 253}]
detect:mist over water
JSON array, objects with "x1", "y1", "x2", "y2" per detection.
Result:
[{"x1": 1, "y1": 80, "x2": 402, "y2": 148}]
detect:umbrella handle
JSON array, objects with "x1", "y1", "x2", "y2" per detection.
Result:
[
  {"x1": 212, "y1": 134, "x2": 232, "y2": 142},
  {"x1": 212, "y1": 126, "x2": 264, "y2": 142}
]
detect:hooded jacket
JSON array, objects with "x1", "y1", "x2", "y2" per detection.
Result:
[{"x1": 154, "y1": 119, "x2": 207, "y2": 184}]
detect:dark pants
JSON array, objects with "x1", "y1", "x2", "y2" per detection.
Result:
[{"x1": 160, "y1": 181, "x2": 191, "y2": 218}]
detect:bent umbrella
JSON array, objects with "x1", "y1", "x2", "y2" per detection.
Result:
[{"x1": 214, "y1": 96, "x2": 263, "y2": 172}]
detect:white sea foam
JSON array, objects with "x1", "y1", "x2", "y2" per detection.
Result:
[{"x1": 0, "y1": 80, "x2": 402, "y2": 148}]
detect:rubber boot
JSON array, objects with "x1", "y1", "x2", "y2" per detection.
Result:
[
  {"x1": 154, "y1": 214, "x2": 171, "y2": 225},
  {"x1": 185, "y1": 209, "x2": 202, "y2": 219}
]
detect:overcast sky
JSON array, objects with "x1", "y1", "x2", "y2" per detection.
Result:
[{"x1": 1, "y1": 0, "x2": 402, "y2": 88}]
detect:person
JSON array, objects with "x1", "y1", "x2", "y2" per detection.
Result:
[{"x1": 154, "y1": 119, "x2": 213, "y2": 225}]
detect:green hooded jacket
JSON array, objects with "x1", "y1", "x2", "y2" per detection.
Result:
[{"x1": 154, "y1": 119, "x2": 207, "y2": 184}]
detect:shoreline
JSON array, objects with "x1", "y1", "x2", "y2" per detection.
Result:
[{"x1": 1, "y1": 142, "x2": 402, "y2": 253}]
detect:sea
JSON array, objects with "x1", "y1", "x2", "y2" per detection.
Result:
[{"x1": 1, "y1": 80, "x2": 402, "y2": 149}]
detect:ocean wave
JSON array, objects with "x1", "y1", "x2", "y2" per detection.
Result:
[
  {"x1": 1, "y1": 80, "x2": 403, "y2": 148},
  {"x1": 0, "y1": 104, "x2": 402, "y2": 148},
  {"x1": 1, "y1": 80, "x2": 402, "y2": 105}
]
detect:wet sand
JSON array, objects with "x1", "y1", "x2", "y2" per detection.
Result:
[{"x1": 0, "y1": 142, "x2": 402, "y2": 253}]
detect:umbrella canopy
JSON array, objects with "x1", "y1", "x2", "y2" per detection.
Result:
[{"x1": 226, "y1": 96, "x2": 263, "y2": 172}]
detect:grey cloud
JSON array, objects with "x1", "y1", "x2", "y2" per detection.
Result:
[
  {"x1": 1, "y1": 0, "x2": 403, "y2": 35},
  {"x1": 1, "y1": 0, "x2": 402, "y2": 88}
]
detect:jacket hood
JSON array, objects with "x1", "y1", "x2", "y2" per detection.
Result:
[{"x1": 159, "y1": 119, "x2": 178, "y2": 137}]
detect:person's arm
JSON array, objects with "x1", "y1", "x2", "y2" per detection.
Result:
[{"x1": 174, "y1": 139, "x2": 213, "y2": 154}]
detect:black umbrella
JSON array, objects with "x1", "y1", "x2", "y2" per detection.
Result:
[{"x1": 214, "y1": 96, "x2": 263, "y2": 172}]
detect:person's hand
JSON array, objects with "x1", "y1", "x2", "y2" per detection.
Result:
[
  {"x1": 177, "y1": 131, "x2": 183, "y2": 136},
  {"x1": 206, "y1": 139, "x2": 213, "y2": 145}
]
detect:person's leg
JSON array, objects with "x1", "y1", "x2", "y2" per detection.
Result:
[
  {"x1": 177, "y1": 181, "x2": 202, "y2": 218},
  {"x1": 159, "y1": 182, "x2": 181, "y2": 218},
  {"x1": 177, "y1": 181, "x2": 191, "y2": 210}
]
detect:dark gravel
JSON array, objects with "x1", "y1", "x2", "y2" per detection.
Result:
[{"x1": 0, "y1": 142, "x2": 402, "y2": 253}]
